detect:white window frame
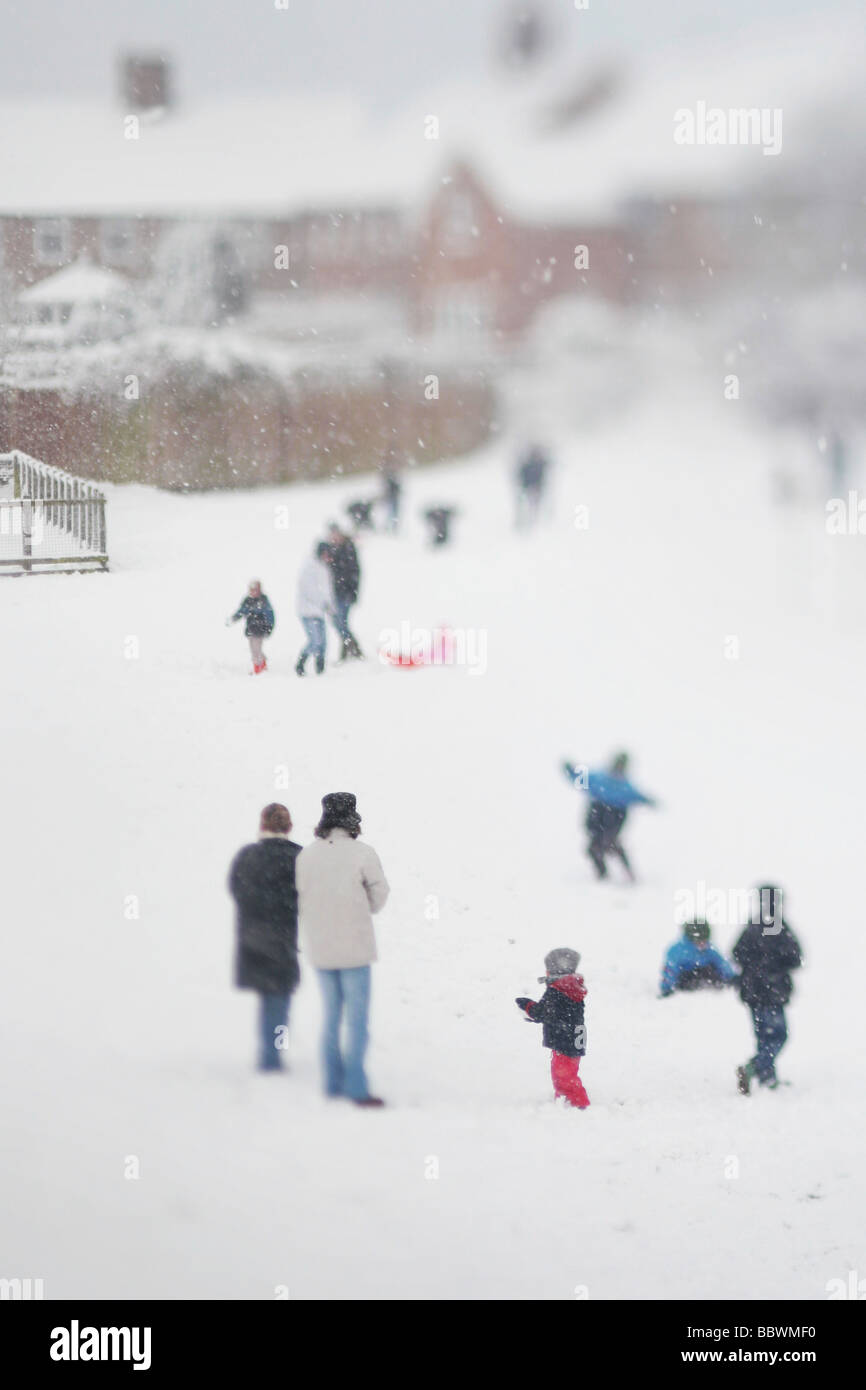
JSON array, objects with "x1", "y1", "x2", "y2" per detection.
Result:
[{"x1": 34, "y1": 218, "x2": 71, "y2": 267}]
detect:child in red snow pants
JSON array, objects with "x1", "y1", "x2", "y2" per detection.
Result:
[
  {"x1": 516, "y1": 947, "x2": 590, "y2": 1110},
  {"x1": 551, "y1": 1051, "x2": 590, "y2": 1109}
]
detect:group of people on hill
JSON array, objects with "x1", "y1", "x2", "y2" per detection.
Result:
[
  {"x1": 228, "y1": 796, "x2": 389, "y2": 1105},
  {"x1": 345, "y1": 466, "x2": 403, "y2": 535},
  {"x1": 225, "y1": 451, "x2": 803, "y2": 1112},
  {"x1": 344, "y1": 464, "x2": 459, "y2": 548},
  {"x1": 226, "y1": 522, "x2": 363, "y2": 676},
  {"x1": 226, "y1": 443, "x2": 558, "y2": 678},
  {"x1": 516, "y1": 887, "x2": 802, "y2": 1111},
  {"x1": 536, "y1": 753, "x2": 803, "y2": 1103},
  {"x1": 659, "y1": 891, "x2": 803, "y2": 1094}
]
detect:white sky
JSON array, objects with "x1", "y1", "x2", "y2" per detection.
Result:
[{"x1": 1, "y1": 0, "x2": 861, "y2": 111}]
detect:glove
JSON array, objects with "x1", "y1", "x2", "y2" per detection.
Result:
[
  {"x1": 658, "y1": 991, "x2": 672, "y2": 999},
  {"x1": 515, "y1": 997, "x2": 533, "y2": 1012},
  {"x1": 562, "y1": 761, "x2": 577, "y2": 781}
]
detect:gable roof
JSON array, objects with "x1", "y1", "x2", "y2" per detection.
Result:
[{"x1": 19, "y1": 258, "x2": 130, "y2": 303}]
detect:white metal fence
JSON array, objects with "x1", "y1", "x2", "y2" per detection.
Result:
[{"x1": 0, "y1": 451, "x2": 108, "y2": 574}]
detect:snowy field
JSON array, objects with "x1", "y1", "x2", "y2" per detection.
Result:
[{"x1": 2, "y1": 381, "x2": 864, "y2": 1300}]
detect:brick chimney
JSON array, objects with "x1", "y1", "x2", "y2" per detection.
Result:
[{"x1": 120, "y1": 54, "x2": 172, "y2": 111}]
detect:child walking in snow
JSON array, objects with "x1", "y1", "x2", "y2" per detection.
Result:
[
  {"x1": 227, "y1": 580, "x2": 275, "y2": 674},
  {"x1": 516, "y1": 948, "x2": 590, "y2": 1109}
]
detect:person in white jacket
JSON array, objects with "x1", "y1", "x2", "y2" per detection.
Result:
[
  {"x1": 296, "y1": 793, "x2": 390, "y2": 1106},
  {"x1": 295, "y1": 542, "x2": 333, "y2": 676}
]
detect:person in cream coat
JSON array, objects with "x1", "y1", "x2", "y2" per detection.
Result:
[{"x1": 296, "y1": 793, "x2": 390, "y2": 1106}]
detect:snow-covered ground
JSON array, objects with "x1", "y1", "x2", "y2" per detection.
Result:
[{"x1": 2, "y1": 382, "x2": 864, "y2": 1300}]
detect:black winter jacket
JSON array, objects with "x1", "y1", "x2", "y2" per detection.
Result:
[
  {"x1": 329, "y1": 538, "x2": 360, "y2": 603},
  {"x1": 232, "y1": 594, "x2": 275, "y2": 637},
  {"x1": 228, "y1": 837, "x2": 302, "y2": 993},
  {"x1": 732, "y1": 921, "x2": 802, "y2": 1009},
  {"x1": 518, "y1": 975, "x2": 587, "y2": 1057}
]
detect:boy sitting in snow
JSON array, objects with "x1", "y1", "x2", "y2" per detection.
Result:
[
  {"x1": 659, "y1": 919, "x2": 737, "y2": 997},
  {"x1": 516, "y1": 948, "x2": 589, "y2": 1109}
]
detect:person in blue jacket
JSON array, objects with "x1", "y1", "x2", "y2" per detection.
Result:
[
  {"x1": 562, "y1": 752, "x2": 656, "y2": 881},
  {"x1": 659, "y1": 920, "x2": 737, "y2": 996}
]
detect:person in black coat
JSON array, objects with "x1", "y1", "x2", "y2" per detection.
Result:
[
  {"x1": 326, "y1": 523, "x2": 363, "y2": 660},
  {"x1": 423, "y1": 506, "x2": 456, "y2": 546},
  {"x1": 228, "y1": 803, "x2": 302, "y2": 1071},
  {"x1": 382, "y1": 467, "x2": 402, "y2": 533},
  {"x1": 733, "y1": 885, "x2": 803, "y2": 1094},
  {"x1": 226, "y1": 579, "x2": 275, "y2": 674},
  {"x1": 515, "y1": 445, "x2": 550, "y2": 528},
  {"x1": 516, "y1": 947, "x2": 590, "y2": 1108}
]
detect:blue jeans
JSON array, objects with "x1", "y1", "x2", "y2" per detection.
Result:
[
  {"x1": 258, "y1": 992, "x2": 290, "y2": 1071},
  {"x1": 332, "y1": 598, "x2": 354, "y2": 644},
  {"x1": 300, "y1": 617, "x2": 327, "y2": 663},
  {"x1": 316, "y1": 966, "x2": 371, "y2": 1100},
  {"x1": 749, "y1": 1006, "x2": 788, "y2": 1083}
]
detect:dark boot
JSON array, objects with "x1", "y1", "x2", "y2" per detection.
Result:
[
  {"x1": 347, "y1": 635, "x2": 364, "y2": 660},
  {"x1": 315, "y1": 653, "x2": 325, "y2": 674},
  {"x1": 353, "y1": 1096, "x2": 385, "y2": 1108},
  {"x1": 588, "y1": 839, "x2": 608, "y2": 878},
  {"x1": 337, "y1": 638, "x2": 350, "y2": 662},
  {"x1": 611, "y1": 840, "x2": 636, "y2": 882},
  {"x1": 295, "y1": 656, "x2": 307, "y2": 676}
]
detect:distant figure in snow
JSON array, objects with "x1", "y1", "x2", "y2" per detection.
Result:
[
  {"x1": 326, "y1": 523, "x2": 363, "y2": 661},
  {"x1": 296, "y1": 793, "x2": 390, "y2": 1107},
  {"x1": 296, "y1": 542, "x2": 333, "y2": 676},
  {"x1": 516, "y1": 947, "x2": 589, "y2": 1109},
  {"x1": 227, "y1": 579, "x2": 275, "y2": 674},
  {"x1": 733, "y1": 885, "x2": 802, "y2": 1095},
  {"x1": 424, "y1": 505, "x2": 456, "y2": 546},
  {"x1": 228, "y1": 803, "x2": 302, "y2": 1072},
  {"x1": 659, "y1": 920, "x2": 737, "y2": 997},
  {"x1": 381, "y1": 466, "x2": 402, "y2": 533},
  {"x1": 515, "y1": 444, "x2": 550, "y2": 528},
  {"x1": 346, "y1": 499, "x2": 376, "y2": 532},
  {"x1": 562, "y1": 753, "x2": 656, "y2": 881}
]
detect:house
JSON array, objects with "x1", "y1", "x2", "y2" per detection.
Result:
[
  {"x1": 12, "y1": 257, "x2": 134, "y2": 349},
  {"x1": 0, "y1": 45, "x2": 635, "y2": 349},
  {"x1": 0, "y1": 17, "x2": 861, "y2": 352}
]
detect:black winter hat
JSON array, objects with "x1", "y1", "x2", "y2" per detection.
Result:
[
  {"x1": 684, "y1": 919, "x2": 711, "y2": 944},
  {"x1": 315, "y1": 792, "x2": 362, "y2": 839}
]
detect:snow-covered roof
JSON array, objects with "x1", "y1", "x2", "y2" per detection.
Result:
[
  {"x1": 0, "y1": 95, "x2": 426, "y2": 219},
  {"x1": 394, "y1": 20, "x2": 865, "y2": 221},
  {"x1": 18, "y1": 258, "x2": 130, "y2": 304},
  {"x1": 0, "y1": 19, "x2": 860, "y2": 224}
]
